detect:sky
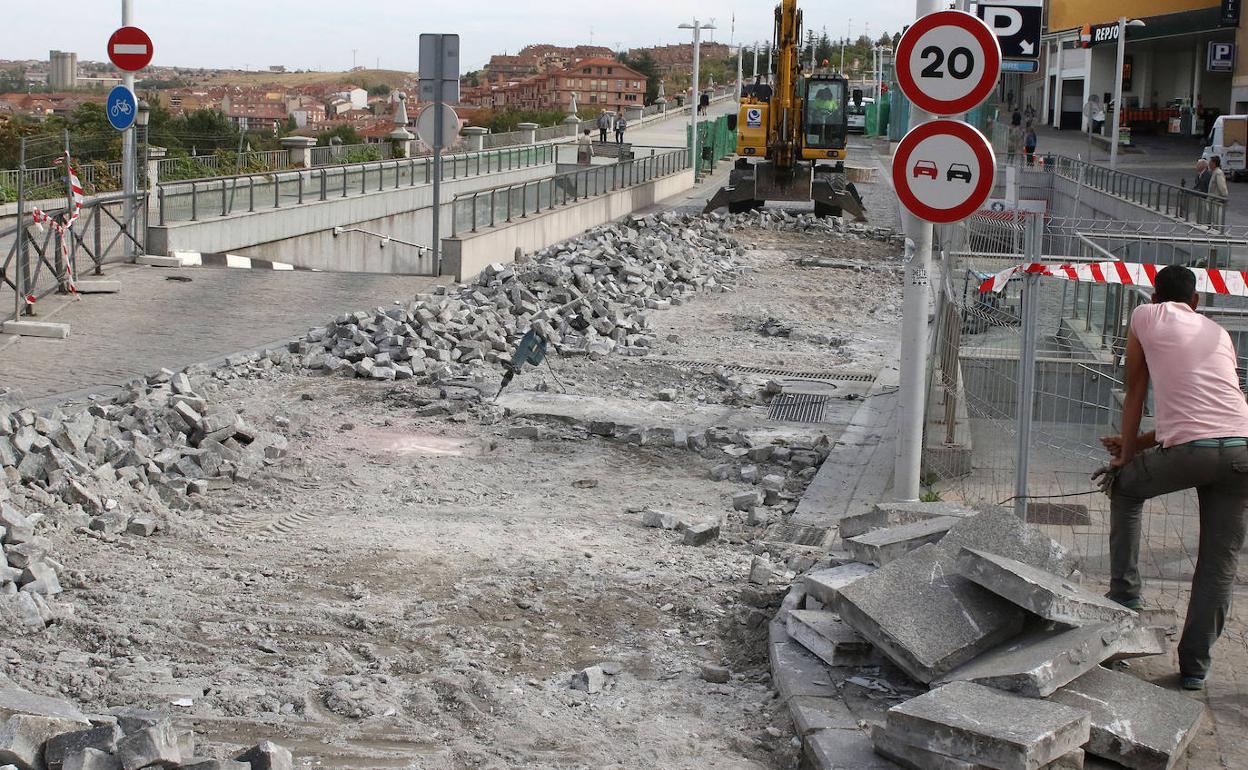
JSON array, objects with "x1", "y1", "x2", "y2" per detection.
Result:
[{"x1": 5, "y1": 0, "x2": 916, "y2": 73}]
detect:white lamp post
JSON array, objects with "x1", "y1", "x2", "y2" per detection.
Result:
[
  {"x1": 678, "y1": 18, "x2": 716, "y2": 180},
  {"x1": 1109, "y1": 17, "x2": 1145, "y2": 168}
]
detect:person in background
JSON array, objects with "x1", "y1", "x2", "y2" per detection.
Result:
[
  {"x1": 614, "y1": 113, "x2": 627, "y2": 144},
  {"x1": 1194, "y1": 158, "x2": 1212, "y2": 224},
  {"x1": 596, "y1": 111, "x2": 611, "y2": 143},
  {"x1": 1007, "y1": 111, "x2": 1024, "y2": 165},
  {"x1": 577, "y1": 128, "x2": 594, "y2": 164},
  {"x1": 1098, "y1": 265, "x2": 1248, "y2": 692},
  {"x1": 1024, "y1": 120, "x2": 1038, "y2": 167},
  {"x1": 699, "y1": 90, "x2": 710, "y2": 116},
  {"x1": 1210, "y1": 155, "x2": 1229, "y2": 201}
]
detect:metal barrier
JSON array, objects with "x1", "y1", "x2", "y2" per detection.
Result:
[
  {"x1": 2, "y1": 161, "x2": 124, "y2": 197},
  {"x1": 308, "y1": 143, "x2": 394, "y2": 167},
  {"x1": 1045, "y1": 154, "x2": 1227, "y2": 231},
  {"x1": 450, "y1": 147, "x2": 689, "y2": 236},
  {"x1": 155, "y1": 144, "x2": 557, "y2": 225},
  {"x1": 1, "y1": 192, "x2": 146, "y2": 323},
  {"x1": 154, "y1": 149, "x2": 290, "y2": 180}
]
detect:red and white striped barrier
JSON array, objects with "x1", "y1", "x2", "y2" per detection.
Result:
[
  {"x1": 978, "y1": 261, "x2": 1248, "y2": 297},
  {"x1": 28, "y1": 151, "x2": 85, "y2": 301}
]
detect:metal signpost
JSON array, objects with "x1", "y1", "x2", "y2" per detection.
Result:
[
  {"x1": 893, "y1": 7, "x2": 1001, "y2": 502},
  {"x1": 108, "y1": 5, "x2": 153, "y2": 260},
  {"x1": 419, "y1": 33, "x2": 460, "y2": 276}
]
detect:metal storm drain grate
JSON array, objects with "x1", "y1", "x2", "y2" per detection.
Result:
[
  {"x1": 647, "y1": 358, "x2": 875, "y2": 384},
  {"x1": 768, "y1": 393, "x2": 832, "y2": 423}
]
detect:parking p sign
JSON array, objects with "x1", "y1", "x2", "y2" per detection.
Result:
[{"x1": 1209, "y1": 41, "x2": 1236, "y2": 73}]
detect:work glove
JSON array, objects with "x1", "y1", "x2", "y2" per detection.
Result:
[{"x1": 1091, "y1": 465, "x2": 1119, "y2": 497}]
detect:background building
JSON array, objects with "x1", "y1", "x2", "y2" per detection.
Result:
[{"x1": 48, "y1": 50, "x2": 77, "y2": 90}]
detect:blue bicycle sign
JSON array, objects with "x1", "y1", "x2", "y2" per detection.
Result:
[{"x1": 106, "y1": 85, "x2": 137, "y2": 131}]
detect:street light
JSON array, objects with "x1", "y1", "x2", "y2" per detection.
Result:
[
  {"x1": 1109, "y1": 17, "x2": 1145, "y2": 168},
  {"x1": 678, "y1": 18, "x2": 716, "y2": 181}
]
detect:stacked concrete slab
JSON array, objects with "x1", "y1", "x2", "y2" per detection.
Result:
[{"x1": 770, "y1": 505, "x2": 1206, "y2": 770}]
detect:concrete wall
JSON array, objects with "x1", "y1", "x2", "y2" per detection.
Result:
[
  {"x1": 442, "y1": 169, "x2": 695, "y2": 281},
  {"x1": 147, "y1": 165, "x2": 553, "y2": 273}
]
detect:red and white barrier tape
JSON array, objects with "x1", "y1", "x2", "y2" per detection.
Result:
[
  {"x1": 978, "y1": 261, "x2": 1248, "y2": 298},
  {"x1": 27, "y1": 152, "x2": 84, "y2": 301}
]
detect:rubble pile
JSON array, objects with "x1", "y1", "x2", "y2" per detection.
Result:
[
  {"x1": 722, "y1": 208, "x2": 901, "y2": 244},
  {"x1": 769, "y1": 503, "x2": 1206, "y2": 770},
  {"x1": 0, "y1": 689, "x2": 292, "y2": 770},
  {"x1": 292, "y1": 211, "x2": 746, "y2": 381}
]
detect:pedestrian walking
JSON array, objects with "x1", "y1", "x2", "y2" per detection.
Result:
[
  {"x1": 1007, "y1": 111, "x2": 1023, "y2": 165},
  {"x1": 1023, "y1": 121, "x2": 1037, "y2": 167},
  {"x1": 699, "y1": 90, "x2": 710, "y2": 116},
  {"x1": 1211, "y1": 155, "x2": 1229, "y2": 200},
  {"x1": 1194, "y1": 158, "x2": 1213, "y2": 224},
  {"x1": 1097, "y1": 264, "x2": 1248, "y2": 692},
  {"x1": 596, "y1": 111, "x2": 611, "y2": 143},
  {"x1": 614, "y1": 113, "x2": 627, "y2": 144},
  {"x1": 577, "y1": 128, "x2": 594, "y2": 164}
]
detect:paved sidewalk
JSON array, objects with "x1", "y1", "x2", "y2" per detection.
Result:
[{"x1": 0, "y1": 265, "x2": 441, "y2": 406}]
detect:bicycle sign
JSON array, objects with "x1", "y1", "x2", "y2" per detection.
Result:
[{"x1": 106, "y1": 85, "x2": 137, "y2": 131}]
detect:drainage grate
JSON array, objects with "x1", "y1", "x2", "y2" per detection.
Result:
[
  {"x1": 768, "y1": 393, "x2": 832, "y2": 423},
  {"x1": 646, "y1": 358, "x2": 876, "y2": 383}
]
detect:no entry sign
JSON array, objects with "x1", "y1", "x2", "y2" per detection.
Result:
[
  {"x1": 893, "y1": 119, "x2": 995, "y2": 224},
  {"x1": 896, "y1": 10, "x2": 1001, "y2": 116},
  {"x1": 108, "y1": 26, "x2": 153, "y2": 72}
]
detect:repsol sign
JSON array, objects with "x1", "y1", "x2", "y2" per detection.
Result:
[{"x1": 1079, "y1": 22, "x2": 1120, "y2": 48}]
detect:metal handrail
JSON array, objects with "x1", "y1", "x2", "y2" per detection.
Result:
[
  {"x1": 450, "y1": 148, "x2": 688, "y2": 237},
  {"x1": 1044, "y1": 154, "x2": 1227, "y2": 230}
]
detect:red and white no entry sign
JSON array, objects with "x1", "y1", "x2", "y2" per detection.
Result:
[
  {"x1": 108, "y1": 26, "x2": 154, "y2": 72},
  {"x1": 893, "y1": 119, "x2": 995, "y2": 224},
  {"x1": 896, "y1": 10, "x2": 1001, "y2": 116}
]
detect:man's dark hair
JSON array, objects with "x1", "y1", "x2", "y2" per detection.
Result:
[
  {"x1": 1154, "y1": 264, "x2": 1197, "y2": 303},
  {"x1": 1211, "y1": 155, "x2": 1222, "y2": 168}
]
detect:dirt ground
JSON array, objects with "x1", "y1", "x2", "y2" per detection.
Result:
[{"x1": 0, "y1": 226, "x2": 903, "y2": 769}]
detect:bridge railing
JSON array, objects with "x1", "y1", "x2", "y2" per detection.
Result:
[
  {"x1": 450, "y1": 147, "x2": 689, "y2": 236},
  {"x1": 309, "y1": 142, "x2": 394, "y2": 166},
  {"x1": 1043, "y1": 154, "x2": 1227, "y2": 231},
  {"x1": 155, "y1": 144, "x2": 556, "y2": 225}
]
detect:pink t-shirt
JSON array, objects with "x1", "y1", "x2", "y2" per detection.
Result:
[{"x1": 1130, "y1": 302, "x2": 1248, "y2": 447}]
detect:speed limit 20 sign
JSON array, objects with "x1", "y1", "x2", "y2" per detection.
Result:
[{"x1": 897, "y1": 10, "x2": 1001, "y2": 116}]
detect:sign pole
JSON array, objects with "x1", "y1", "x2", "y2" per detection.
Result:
[
  {"x1": 121, "y1": 0, "x2": 137, "y2": 259},
  {"x1": 1110, "y1": 16, "x2": 1127, "y2": 167},
  {"x1": 432, "y1": 35, "x2": 443, "y2": 276}
]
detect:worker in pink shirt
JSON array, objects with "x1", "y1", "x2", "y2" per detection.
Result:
[{"x1": 1100, "y1": 264, "x2": 1248, "y2": 691}]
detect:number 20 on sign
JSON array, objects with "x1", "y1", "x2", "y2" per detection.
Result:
[{"x1": 896, "y1": 10, "x2": 1002, "y2": 116}]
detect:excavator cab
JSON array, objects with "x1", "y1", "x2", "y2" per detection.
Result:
[{"x1": 802, "y1": 75, "x2": 848, "y2": 156}]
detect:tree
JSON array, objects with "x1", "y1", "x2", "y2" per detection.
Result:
[
  {"x1": 282, "y1": 115, "x2": 298, "y2": 135},
  {"x1": 316, "y1": 124, "x2": 361, "y2": 146},
  {"x1": 620, "y1": 52, "x2": 661, "y2": 104},
  {"x1": 367, "y1": 83, "x2": 391, "y2": 97}
]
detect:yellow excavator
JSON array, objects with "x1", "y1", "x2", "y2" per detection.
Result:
[{"x1": 704, "y1": 0, "x2": 867, "y2": 220}]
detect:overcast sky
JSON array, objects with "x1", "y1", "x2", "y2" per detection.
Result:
[{"x1": 6, "y1": 0, "x2": 915, "y2": 72}]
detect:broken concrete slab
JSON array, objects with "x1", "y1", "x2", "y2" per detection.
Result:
[
  {"x1": 769, "y1": 637, "x2": 838, "y2": 703},
  {"x1": 640, "y1": 510, "x2": 687, "y2": 530},
  {"x1": 806, "y1": 727, "x2": 901, "y2": 770},
  {"x1": 935, "y1": 623, "x2": 1127, "y2": 697},
  {"x1": 789, "y1": 696, "x2": 859, "y2": 736},
  {"x1": 871, "y1": 725, "x2": 1085, "y2": 770},
  {"x1": 115, "y1": 722, "x2": 180, "y2": 770},
  {"x1": 803, "y1": 562, "x2": 877, "y2": 607},
  {"x1": 570, "y1": 666, "x2": 606, "y2": 694},
  {"x1": 235, "y1": 741, "x2": 292, "y2": 770},
  {"x1": 62, "y1": 748, "x2": 120, "y2": 770},
  {"x1": 836, "y1": 545, "x2": 1026, "y2": 683},
  {"x1": 787, "y1": 610, "x2": 881, "y2": 667},
  {"x1": 1050, "y1": 667, "x2": 1206, "y2": 770},
  {"x1": 841, "y1": 501, "x2": 976, "y2": 540},
  {"x1": 887, "y1": 681, "x2": 1090, "y2": 770},
  {"x1": 956, "y1": 548, "x2": 1134, "y2": 627},
  {"x1": 939, "y1": 508, "x2": 1076, "y2": 577},
  {"x1": 0, "y1": 714, "x2": 85, "y2": 770},
  {"x1": 847, "y1": 516, "x2": 964, "y2": 566},
  {"x1": 45, "y1": 724, "x2": 121, "y2": 770},
  {"x1": 683, "y1": 522, "x2": 720, "y2": 546},
  {"x1": 1, "y1": 321, "x2": 69, "y2": 340},
  {"x1": 178, "y1": 760, "x2": 249, "y2": 770},
  {"x1": 1107, "y1": 625, "x2": 1168, "y2": 662},
  {"x1": 0, "y1": 692, "x2": 89, "y2": 725}
]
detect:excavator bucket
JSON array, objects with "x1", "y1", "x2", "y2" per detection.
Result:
[
  {"x1": 703, "y1": 183, "x2": 748, "y2": 215},
  {"x1": 812, "y1": 175, "x2": 867, "y2": 222}
]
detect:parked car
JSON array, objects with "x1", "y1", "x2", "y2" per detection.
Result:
[
  {"x1": 912, "y1": 160, "x2": 938, "y2": 179},
  {"x1": 947, "y1": 163, "x2": 973, "y2": 183}
]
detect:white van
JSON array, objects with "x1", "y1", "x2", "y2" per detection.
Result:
[
  {"x1": 848, "y1": 97, "x2": 874, "y2": 133},
  {"x1": 1203, "y1": 115, "x2": 1247, "y2": 180}
]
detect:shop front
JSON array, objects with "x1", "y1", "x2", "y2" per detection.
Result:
[{"x1": 1041, "y1": 0, "x2": 1241, "y2": 139}]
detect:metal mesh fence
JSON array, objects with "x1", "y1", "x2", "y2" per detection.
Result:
[{"x1": 926, "y1": 212, "x2": 1248, "y2": 608}]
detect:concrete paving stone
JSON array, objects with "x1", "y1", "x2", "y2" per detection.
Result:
[
  {"x1": 847, "y1": 516, "x2": 964, "y2": 566},
  {"x1": 769, "y1": 639, "x2": 838, "y2": 703},
  {"x1": 115, "y1": 722, "x2": 180, "y2": 770},
  {"x1": 1049, "y1": 666, "x2": 1206, "y2": 770},
  {"x1": 235, "y1": 741, "x2": 292, "y2": 770},
  {"x1": 804, "y1": 563, "x2": 878, "y2": 608},
  {"x1": 0, "y1": 692, "x2": 88, "y2": 725},
  {"x1": 45, "y1": 724, "x2": 122, "y2": 770},
  {"x1": 62, "y1": 748, "x2": 120, "y2": 770},
  {"x1": 1107, "y1": 625, "x2": 1168, "y2": 661},
  {"x1": 939, "y1": 508, "x2": 1077, "y2": 577},
  {"x1": 1, "y1": 322, "x2": 69, "y2": 340},
  {"x1": 935, "y1": 623, "x2": 1127, "y2": 697},
  {"x1": 787, "y1": 610, "x2": 881, "y2": 667},
  {"x1": 640, "y1": 510, "x2": 687, "y2": 530},
  {"x1": 805, "y1": 727, "x2": 902, "y2": 769},
  {"x1": 841, "y1": 502, "x2": 977, "y2": 540},
  {"x1": 682, "y1": 521, "x2": 720, "y2": 546},
  {"x1": 789, "y1": 696, "x2": 860, "y2": 736},
  {"x1": 570, "y1": 666, "x2": 605, "y2": 694},
  {"x1": 178, "y1": 760, "x2": 249, "y2": 770},
  {"x1": 871, "y1": 725, "x2": 1085, "y2": 770},
  {"x1": 837, "y1": 545, "x2": 1026, "y2": 683},
  {"x1": 102, "y1": 709, "x2": 160, "y2": 736},
  {"x1": 887, "y1": 681, "x2": 1090, "y2": 770},
  {"x1": 0, "y1": 714, "x2": 86, "y2": 770},
  {"x1": 956, "y1": 548, "x2": 1135, "y2": 627}
]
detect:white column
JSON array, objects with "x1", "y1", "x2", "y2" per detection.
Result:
[
  {"x1": 1083, "y1": 45, "x2": 1093, "y2": 132},
  {"x1": 1041, "y1": 41, "x2": 1052, "y2": 125},
  {"x1": 1053, "y1": 40, "x2": 1065, "y2": 129},
  {"x1": 1110, "y1": 17, "x2": 1127, "y2": 166},
  {"x1": 1193, "y1": 40, "x2": 1203, "y2": 135}
]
